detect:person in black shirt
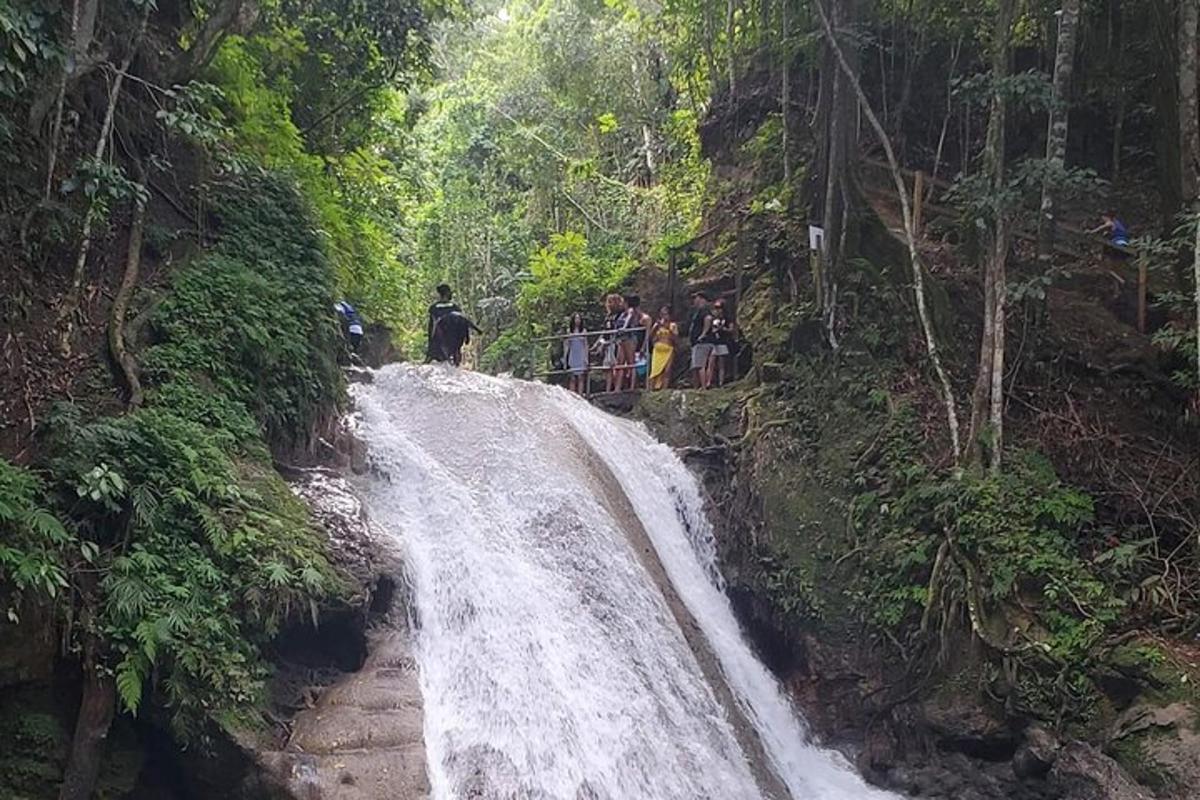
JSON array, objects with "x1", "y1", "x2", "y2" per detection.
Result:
[
  {"x1": 688, "y1": 291, "x2": 713, "y2": 389},
  {"x1": 426, "y1": 284, "x2": 461, "y2": 362},
  {"x1": 706, "y1": 300, "x2": 735, "y2": 387},
  {"x1": 431, "y1": 309, "x2": 482, "y2": 366}
]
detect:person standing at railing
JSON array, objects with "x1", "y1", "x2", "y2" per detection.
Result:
[
  {"x1": 687, "y1": 291, "x2": 713, "y2": 389},
  {"x1": 593, "y1": 294, "x2": 625, "y2": 393},
  {"x1": 562, "y1": 313, "x2": 590, "y2": 394},
  {"x1": 648, "y1": 306, "x2": 678, "y2": 391},
  {"x1": 706, "y1": 300, "x2": 735, "y2": 388},
  {"x1": 616, "y1": 294, "x2": 650, "y2": 392}
]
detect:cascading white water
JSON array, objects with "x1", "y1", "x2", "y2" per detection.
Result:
[{"x1": 351, "y1": 364, "x2": 897, "y2": 800}]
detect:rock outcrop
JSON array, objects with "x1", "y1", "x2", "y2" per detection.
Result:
[
  {"x1": 1050, "y1": 742, "x2": 1155, "y2": 800},
  {"x1": 237, "y1": 466, "x2": 429, "y2": 799}
]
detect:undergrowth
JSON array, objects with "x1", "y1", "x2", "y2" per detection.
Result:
[
  {"x1": 1, "y1": 172, "x2": 347, "y2": 744},
  {"x1": 733, "y1": 277, "x2": 1158, "y2": 724},
  {"x1": 143, "y1": 171, "x2": 344, "y2": 447}
]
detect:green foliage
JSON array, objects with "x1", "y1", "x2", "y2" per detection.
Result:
[
  {"x1": 143, "y1": 172, "x2": 343, "y2": 446},
  {"x1": 204, "y1": 35, "x2": 431, "y2": 351},
  {"x1": 0, "y1": 168, "x2": 347, "y2": 742},
  {"x1": 759, "y1": 550, "x2": 825, "y2": 621},
  {"x1": 484, "y1": 230, "x2": 636, "y2": 373},
  {"x1": 0, "y1": 1, "x2": 59, "y2": 100},
  {"x1": 1140, "y1": 212, "x2": 1200, "y2": 394},
  {"x1": 850, "y1": 435, "x2": 1133, "y2": 717},
  {"x1": 520, "y1": 231, "x2": 636, "y2": 330},
  {"x1": 0, "y1": 696, "x2": 69, "y2": 800},
  {"x1": 0, "y1": 458, "x2": 74, "y2": 619},
  {"x1": 393, "y1": 0, "x2": 708, "y2": 354},
  {"x1": 42, "y1": 402, "x2": 342, "y2": 738}
]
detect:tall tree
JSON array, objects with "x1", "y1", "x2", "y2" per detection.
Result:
[
  {"x1": 812, "y1": 0, "x2": 860, "y2": 349},
  {"x1": 1180, "y1": 0, "x2": 1199, "y2": 204},
  {"x1": 967, "y1": 0, "x2": 1015, "y2": 471},
  {"x1": 1037, "y1": 0, "x2": 1082, "y2": 262}
]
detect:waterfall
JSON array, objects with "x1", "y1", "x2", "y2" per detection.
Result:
[{"x1": 351, "y1": 364, "x2": 896, "y2": 800}]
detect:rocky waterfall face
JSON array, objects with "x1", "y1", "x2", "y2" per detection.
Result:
[{"x1": 349, "y1": 364, "x2": 894, "y2": 800}]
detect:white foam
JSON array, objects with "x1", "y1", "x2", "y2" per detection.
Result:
[{"x1": 351, "y1": 364, "x2": 897, "y2": 800}]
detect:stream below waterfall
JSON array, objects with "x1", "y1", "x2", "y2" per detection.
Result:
[{"x1": 351, "y1": 364, "x2": 897, "y2": 800}]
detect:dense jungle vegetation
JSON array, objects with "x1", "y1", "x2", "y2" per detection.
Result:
[{"x1": 0, "y1": 0, "x2": 1198, "y2": 795}]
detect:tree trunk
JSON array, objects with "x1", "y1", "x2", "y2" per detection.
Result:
[
  {"x1": 702, "y1": 3, "x2": 719, "y2": 93},
  {"x1": 1192, "y1": 209, "x2": 1200, "y2": 411},
  {"x1": 1181, "y1": 0, "x2": 1199, "y2": 203},
  {"x1": 57, "y1": 10, "x2": 149, "y2": 358},
  {"x1": 817, "y1": 0, "x2": 858, "y2": 350},
  {"x1": 781, "y1": 0, "x2": 791, "y2": 183},
  {"x1": 109, "y1": 189, "x2": 147, "y2": 410},
  {"x1": 930, "y1": 35, "x2": 962, "y2": 188},
  {"x1": 813, "y1": 0, "x2": 961, "y2": 459},
  {"x1": 726, "y1": 0, "x2": 738, "y2": 96},
  {"x1": 59, "y1": 588, "x2": 116, "y2": 800},
  {"x1": 171, "y1": 0, "x2": 261, "y2": 83},
  {"x1": 968, "y1": 0, "x2": 1015, "y2": 469},
  {"x1": 892, "y1": 22, "x2": 926, "y2": 151},
  {"x1": 1037, "y1": 0, "x2": 1082, "y2": 262}
]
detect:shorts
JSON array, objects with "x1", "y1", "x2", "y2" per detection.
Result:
[
  {"x1": 713, "y1": 344, "x2": 730, "y2": 357},
  {"x1": 690, "y1": 343, "x2": 714, "y2": 369},
  {"x1": 603, "y1": 343, "x2": 617, "y2": 368}
]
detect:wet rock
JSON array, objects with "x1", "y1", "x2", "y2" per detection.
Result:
[
  {"x1": 922, "y1": 693, "x2": 1016, "y2": 759},
  {"x1": 1109, "y1": 702, "x2": 1200, "y2": 800},
  {"x1": 358, "y1": 322, "x2": 397, "y2": 368},
  {"x1": 1049, "y1": 742, "x2": 1154, "y2": 800},
  {"x1": 223, "y1": 466, "x2": 429, "y2": 799},
  {"x1": 1013, "y1": 725, "x2": 1061, "y2": 779}
]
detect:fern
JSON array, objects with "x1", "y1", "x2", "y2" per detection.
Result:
[{"x1": 115, "y1": 656, "x2": 147, "y2": 715}]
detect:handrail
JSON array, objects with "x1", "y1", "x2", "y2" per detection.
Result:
[{"x1": 530, "y1": 327, "x2": 648, "y2": 344}]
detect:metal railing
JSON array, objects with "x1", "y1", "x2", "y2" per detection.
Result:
[{"x1": 529, "y1": 327, "x2": 653, "y2": 396}]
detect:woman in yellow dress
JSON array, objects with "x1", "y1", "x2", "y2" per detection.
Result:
[{"x1": 648, "y1": 306, "x2": 678, "y2": 391}]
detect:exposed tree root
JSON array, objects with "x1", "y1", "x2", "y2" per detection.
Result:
[
  {"x1": 56, "y1": 11, "x2": 148, "y2": 358},
  {"x1": 108, "y1": 190, "x2": 145, "y2": 409}
]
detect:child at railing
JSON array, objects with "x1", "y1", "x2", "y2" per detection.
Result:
[{"x1": 562, "y1": 313, "x2": 589, "y2": 394}]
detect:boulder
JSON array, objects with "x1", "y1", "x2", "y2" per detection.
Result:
[
  {"x1": 1109, "y1": 702, "x2": 1200, "y2": 800},
  {"x1": 1013, "y1": 725, "x2": 1061, "y2": 779},
  {"x1": 757, "y1": 361, "x2": 784, "y2": 383},
  {"x1": 921, "y1": 693, "x2": 1015, "y2": 759},
  {"x1": 1049, "y1": 742, "x2": 1154, "y2": 800}
]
